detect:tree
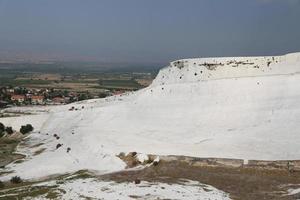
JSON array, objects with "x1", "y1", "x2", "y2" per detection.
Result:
[
  {"x1": 0, "y1": 180, "x2": 4, "y2": 188},
  {"x1": 5, "y1": 127, "x2": 13, "y2": 135},
  {"x1": 20, "y1": 124, "x2": 34, "y2": 134},
  {"x1": 99, "y1": 93, "x2": 108, "y2": 98},
  {"x1": 78, "y1": 93, "x2": 88, "y2": 101},
  {"x1": 10, "y1": 176, "x2": 22, "y2": 184},
  {"x1": 0, "y1": 122, "x2": 4, "y2": 132}
]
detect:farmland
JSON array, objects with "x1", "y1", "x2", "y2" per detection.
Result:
[{"x1": 0, "y1": 62, "x2": 157, "y2": 106}]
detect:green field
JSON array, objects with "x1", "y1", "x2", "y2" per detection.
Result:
[
  {"x1": 93, "y1": 79, "x2": 142, "y2": 90},
  {"x1": 0, "y1": 62, "x2": 157, "y2": 95}
]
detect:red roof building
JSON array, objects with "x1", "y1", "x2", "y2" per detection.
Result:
[
  {"x1": 52, "y1": 97, "x2": 65, "y2": 104},
  {"x1": 31, "y1": 95, "x2": 44, "y2": 104},
  {"x1": 11, "y1": 95, "x2": 25, "y2": 103}
]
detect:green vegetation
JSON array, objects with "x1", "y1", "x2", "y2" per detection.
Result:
[
  {"x1": 0, "y1": 123, "x2": 15, "y2": 137},
  {"x1": 12, "y1": 79, "x2": 51, "y2": 86},
  {"x1": 0, "y1": 137, "x2": 24, "y2": 167},
  {"x1": 96, "y1": 79, "x2": 143, "y2": 90},
  {"x1": 20, "y1": 124, "x2": 34, "y2": 135},
  {"x1": 0, "y1": 183, "x2": 59, "y2": 200},
  {"x1": 10, "y1": 176, "x2": 22, "y2": 184},
  {"x1": 0, "y1": 62, "x2": 155, "y2": 91},
  {"x1": 5, "y1": 127, "x2": 13, "y2": 135},
  {"x1": 0, "y1": 123, "x2": 4, "y2": 132},
  {"x1": 0, "y1": 123, "x2": 4, "y2": 138},
  {"x1": 0, "y1": 123, "x2": 24, "y2": 167},
  {"x1": 0, "y1": 170, "x2": 93, "y2": 199}
]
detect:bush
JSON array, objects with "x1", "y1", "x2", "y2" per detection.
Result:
[
  {"x1": 56, "y1": 143, "x2": 62, "y2": 149},
  {"x1": 5, "y1": 127, "x2": 13, "y2": 135},
  {"x1": 153, "y1": 161, "x2": 159, "y2": 166},
  {"x1": 134, "y1": 179, "x2": 141, "y2": 184},
  {"x1": 99, "y1": 93, "x2": 108, "y2": 98},
  {"x1": 0, "y1": 123, "x2": 4, "y2": 137},
  {"x1": 130, "y1": 152, "x2": 137, "y2": 157},
  {"x1": 20, "y1": 124, "x2": 34, "y2": 134},
  {"x1": 0, "y1": 123, "x2": 4, "y2": 132},
  {"x1": 10, "y1": 176, "x2": 22, "y2": 184},
  {"x1": 0, "y1": 180, "x2": 4, "y2": 188}
]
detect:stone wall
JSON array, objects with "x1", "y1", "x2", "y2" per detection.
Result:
[{"x1": 158, "y1": 155, "x2": 300, "y2": 172}]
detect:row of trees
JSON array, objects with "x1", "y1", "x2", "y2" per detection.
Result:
[
  {"x1": 0, "y1": 122, "x2": 33, "y2": 137},
  {"x1": 0, "y1": 176, "x2": 22, "y2": 188},
  {"x1": 0, "y1": 123, "x2": 13, "y2": 137}
]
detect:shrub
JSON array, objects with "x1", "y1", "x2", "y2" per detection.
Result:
[
  {"x1": 56, "y1": 143, "x2": 62, "y2": 149},
  {"x1": 99, "y1": 93, "x2": 108, "y2": 98},
  {"x1": 0, "y1": 180, "x2": 4, "y2": 188},
  {"x1": 5, "y1": 127, "x2": 13, "y2": 135},
  {"x1": 130, "y1": 152, "x2": 137, "y2": 157},
  {"x1": 10, "y1": 176, "x2": 22, "y2": 184},
  {"x1": 153, "y1": 161, "x2": 159, "y2": 166},
  {"x1": 0, "y1": 123, "x2": 4, "y2": 132},
  {"x1": 118, "y1": 152, "x2": 125, "y2": 158},
  {"x1": 146, "y1": 157, "x2": 154, "y2": 164},
  {"x1": 20, "y1": 124, "x2": 34, "y2": 134}
]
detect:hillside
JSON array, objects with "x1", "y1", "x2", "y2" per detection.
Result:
[{"x1": 1, "y1": 52, "x2": 300, "y2": 181}]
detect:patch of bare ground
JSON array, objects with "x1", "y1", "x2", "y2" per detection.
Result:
[{"x1": 102, "y1": 155, "x2": 300, "y2": 200}]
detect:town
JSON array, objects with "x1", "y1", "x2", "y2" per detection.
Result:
[
  {"x1": 0, "y1": 86, "x2": 109, "y2": 108},
  {"x1": 0, "y1": 63, "x2": 155, "y2": 109}
]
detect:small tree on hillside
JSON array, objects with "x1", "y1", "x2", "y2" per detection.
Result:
[
  {"x1": 10, "y1": 176, "x2": 22, "y2": 184},
  {"x1": 0, "y1": 122, "x2": 4, "y2": 132},
  {"x1": 0, "y1": 123, "x2": 4, "y2": 138},
  {"x1": 20, "y1": 124, "x2": 34, "y2": 134},
  {"x1": 0, "y1": 180, "x2": 4, "y2": 188},
  {"x1": 5, "y1": 127, "x2": 13, "y2": 135}
]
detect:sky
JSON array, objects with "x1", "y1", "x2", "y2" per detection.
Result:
[{"x1": 0, "y1": 0, "x2": 300, "y2": 64}]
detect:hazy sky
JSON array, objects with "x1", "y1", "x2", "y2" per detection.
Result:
[{"x1": 0, "y1": 0, "x2": 300, "y2": 63}]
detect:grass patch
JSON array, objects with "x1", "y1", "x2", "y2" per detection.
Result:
[
  {"x1": 13, "y1": 159, "x2": 25, "y2": 164},
  {"x1": 0, "y1": 138, "x2": 24, "y2": 167},
  {"x1": 0, "y1": 185, "x2": 59, "y2": 200},
  {"x1": 30, "y1": 143, "x2": 44, "y2": 148},
  {"x1": 0, "y1": 170, "x2": 95, "y2": 199},
  {"x1": 96, "y1": 79, "x2": 143, "y2": 90},
  {"x1": 33, "y1": 148, "x2": 46, "y2": 156},
  {"x1": 64, "y1": 170, "x2": 93, "y2": 181}
]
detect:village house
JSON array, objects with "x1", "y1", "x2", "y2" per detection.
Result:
[
  {"x1": 31, "y1": 95, "x2": 44, "y2": 105},
  {"x1": 52, "y1": 97, "x2": 65, "y2": 104},
  {"x1": 11, "y1": 95, "x2": 26, "y2": 103},
  {"x1": 113, "y1": 90, "x2": 125, "y2": 96}
]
